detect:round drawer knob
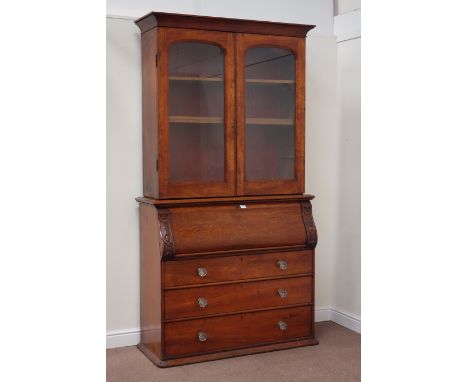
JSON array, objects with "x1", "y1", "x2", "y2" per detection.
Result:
[
  {"x1": 278, "y1": 320, "x2": 288, "y2": 331},
  {"x1": 277, "y1": 260, "x2": 288, "y2": 271},
  {"x1": 277, "y1": 288, "x2": 288, "y2": 299},
  {"x1": 197, "y1": 267, "x2": 207, "y2": 277},
  {"x1": 197, "y1": 297, "x2": 208, "y2": 308},
  {"x1": 197, "y1": 331, "x2": 208, "y2": 342}
]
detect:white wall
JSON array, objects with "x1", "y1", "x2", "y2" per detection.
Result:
[
  {"x1": 334, "y1": 0, "x2": 360, "y2": 15},
  {"x1": 333, "y1": 7, "x2": 361, "y2": 321},
  {"x1": 306, "y1": 35, "x2": 338, "y2": 312},
  {"x1": 107, "y1": 0, "x2": 360, "y2": 344},
  {"x1": 107, "y1": 0, "x2": 334, "y2": 36},
  {"x1": 106, "y1": 18, "x2": 142, "y2": 332}
]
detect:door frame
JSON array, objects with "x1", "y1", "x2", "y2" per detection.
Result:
[
  {"x1": 157, "y1": 27, "x2": 236, "y2": 198},
  {"x1": 235, "y1": 33, "x2": 305, "y2": 196}
]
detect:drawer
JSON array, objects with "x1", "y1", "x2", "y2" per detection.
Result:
[
  {"x1": 165, "y1": 276, "x2": 312, "y2": 320},
  {"x1": 164, "y1": 250, "x2": 313, "y2": 287},
  {"x1": 169, "y1": 202, "x2": 307, "y2": 254},
  {"x1": 164, "y1": 306, "x2": 312, "y2": 357}
]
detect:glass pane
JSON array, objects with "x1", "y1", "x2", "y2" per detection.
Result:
[
  {"x1": 244, "y1": 47, "x2": 295, "y2": 181},
  {"x1": 168, "y1": 42, "x2": 225, "y2": 183}
]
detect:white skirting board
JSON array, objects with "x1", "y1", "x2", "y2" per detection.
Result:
[
  {"x1": 315, "y1": 307, "x2": 361, "y2": 333},
  {"x1": 106, "y1": 308, "x2": 361, "y2": 349},
  {"x1": 106, "y1": 327, "x2": 141, "y2": 349}
]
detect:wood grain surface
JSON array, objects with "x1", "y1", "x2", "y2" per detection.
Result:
[
  {"x1": 169, "y1": 202, "x2": 307, "y2": 254},
  {"x1": 164, "y1": 306, "x2": 312, "y2": 357},
  {"x1": 164, "y1": 250, "x2": 313, "y2": 287},
  {"x1": 165, "y1": 276, "x2": 312, "y2": 320}
]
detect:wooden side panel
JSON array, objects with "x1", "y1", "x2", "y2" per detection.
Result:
[
  {"x1": 164, "y1": 276, "x2": 312, "y2": 320},
  {"x1": 311, "y1": 250, "x2": 316, "y2": 337},
  {"x1": 164, "y1": 250, "x2": 313, "y2": 287},
  {"x1": 141, "y1": 29, "x2": 159, "y2": 198},
  {"x1": 169, "y1": 202, "x2": 307, "y2": 254},
  {"x1": 139, "y1": 204, "x2": 162, "y2": 358},
  {"x1": 164, "y1": 306, "x2": 311, "y2": 357}
]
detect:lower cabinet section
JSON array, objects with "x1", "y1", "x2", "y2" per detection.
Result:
[
  {"x1": 138, "y1": 197, "x2": 318, "y2": 366},
  {"x1": 164, "y1": 306, "x2": 312, "y2": 358}
]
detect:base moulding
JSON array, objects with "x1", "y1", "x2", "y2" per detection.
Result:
[{"x1": 138, "y1": 338, "x2": 319, "y2": 368}]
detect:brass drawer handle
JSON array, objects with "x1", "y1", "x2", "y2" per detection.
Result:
[
  {"x1": 197, "y1": 267, "x2": 207, "y2": 277},
  {"x1": 277, "y1": 288, "x2": 288, "y2": 299},
  {"x1": 197, "y1": 297, "x2": 208, "y2": 308},
  {"x1": 277, "y1": 260, "x2": 288, "y2": 271},
  {"x1": 278, "y1": 320, "x2": 288, "y2": 331},
  {"x1": 197, "y1": 331, "x2": 208, "y2": 342}
]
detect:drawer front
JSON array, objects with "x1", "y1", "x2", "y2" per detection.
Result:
[
  {"x1": 164, "y1": 250, "x2": 313, "y2": 287},
  {"x1": 169, "y1": 202, "x2": 307, "y2": 254},
  {"x1": 164, "y1": 306, "x2": 311, "y2": 357},
  {"x1": 165, "y1": 276, "x2": 312, "y2": 320}
]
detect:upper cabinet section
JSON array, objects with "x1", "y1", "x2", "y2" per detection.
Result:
[{"x1": 135, "y1": 13, "x2": 314, "y2": 199}]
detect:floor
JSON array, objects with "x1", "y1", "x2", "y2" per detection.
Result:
[{"x1": 107, "y1": 321, "x2": 360, "y2": 382}]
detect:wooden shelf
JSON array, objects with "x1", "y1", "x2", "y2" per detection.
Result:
[
  {"x1": 169, "y1": 116, "x2": 294, "y2": 126},
  {"x1": 246, "y1": 118, "x2": 294, "y2": 126},
  {"x1": 169, "y1": 116, "x2": 223, "y2": 124},
  {"x1": 169, "y1": 76, "x2": 294, "y2": 85},
  {"x1": 169, "y1": 76, "x2": 223, "y2": 82},
  {"x1": 246, "y1": 79, "x2": 295, "y2": 84}
]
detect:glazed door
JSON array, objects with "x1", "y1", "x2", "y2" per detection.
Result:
[
  {"x1": 157, "y1": 28, "x2": 235, "y2": 198},
  {"x1": 236, "y1": 34, "x2": 305, "y2": 195}
]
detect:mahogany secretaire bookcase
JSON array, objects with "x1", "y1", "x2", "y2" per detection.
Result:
[{"x1": 134, "y1": 12, "x2": 318, "y2": 367}]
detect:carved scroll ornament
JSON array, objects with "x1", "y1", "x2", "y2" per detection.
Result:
[
  {"x1": 157, "y1": 208, "x2": 176, "y2": 258},
  {"x1": 300, "y1": 201, "x2": 318, "y2": 248}
]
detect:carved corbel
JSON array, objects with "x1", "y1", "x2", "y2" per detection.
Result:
[
  {"x1": 157, "y1": 208, "x2": 176, "y2": 258},
  {"x1": 300, "y1": 201, "x2": 318, "y2": 248}
]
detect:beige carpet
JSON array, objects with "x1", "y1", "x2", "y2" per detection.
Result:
[{"x1": 107, "y1": 321, "x2": 360, "y2": 382}]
